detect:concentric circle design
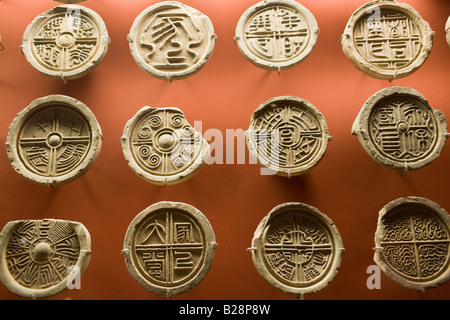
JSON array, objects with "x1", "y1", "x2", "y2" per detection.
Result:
[
  {"x1": 123, "y1": 201, "x2": 216, "y2": 297},
  {"x1": 128, "y1": 1, "x2": 215, "y2": 81},
  {"x1": 0, "y1": 219, "x2": 91, "y2": 299},
  {"x1": 251, "y1": 202, "x2": 344, "y2": 296},
  {"x1": 352, "y1": 87, "x2": 447, "y2": 171},
  {"x1": 374, "y1": 197, "x2": 450, "y2": 290},
  {"x1": 341, "y1": 0, "x2": 434, "y2": 80},
  {"x1": 21, "y1": 5, "x2": 109, "y2": 81},
  {"x1": 246, "y1": 96, "x2": 330, "y2": 177},
  {"x1": 6, "y1": 95, "x2": 103, "y2": 187},
  {"x1": 121, "y1": 107, "x2": 210, "y2": 186},
  {"x1": 235, "y1": 0, "x2": 318, "y2": 71}
]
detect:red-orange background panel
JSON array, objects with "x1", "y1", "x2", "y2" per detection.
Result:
[{"x1": 0, "y1": 0, "x2": 449, "y2": 300}]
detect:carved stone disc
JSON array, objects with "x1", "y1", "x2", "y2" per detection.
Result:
[
  {"x1": 251, "y1": 202, "x2": 344, "y2": 296},
  {"x1": 246, "y1": 96, "x2": 330, "y2": 177},
  {"x1": 374, "y1": 197, "x2": 450, "y2": 290},
  {"x1": 22, "y1": 5, "x2": 109, "y2": 81},
  {"x1": 352, "y1": 87, "x2": 447, "y2": 171},
  {"x1": 235, "y1": 0, "x2": 319, "y2": 71},
  {"x1": 0, "y1": 219, "x2": 91, "y2": 299},
  {"x1": 123, "y1": 201, "x2": 216, "y2": 297},
  {"x1": 341, "y1": 0, "x2": 434, "y2": 80},
  {"x1": 128, "y1": 1, "x2": 216, "y2": 81},
  {"x1": 121, "y1": 106, "x2": 210, "y2": 186},
  {"x1": 6, "y1": 95, "x2": 103, "y2": 187}
]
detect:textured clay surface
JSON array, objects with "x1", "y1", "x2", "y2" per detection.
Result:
[
  {"x1": 22, "y1": 5, "x2": 109, "y2": 81},
  {"x1": 341, "y1": 0, "x2": 434, "y2": 80},
  {"x1": 235, "y1": 0, "x2": 319, "y2": 71},
  {"x1": 374, "y1": 197, "x2": 450, "y2": 291},
  {"x1": 0, "y1": 219, "x2": 91, "y2": 299},
  {"x1": 128, "y1": 1, "x2": 216, "y2": 81},
  {"x1": 246, "y1": 96, "x2": 330, "y2": 177},
  {"x1": 122, "y1": 201, "x2": 217, "y2": 297},
  {"x1": 121, "y1": 106, "x2": 210, "y2": 186},
  {"x1": 251, "y1": 202, "x2": 344, "y2": 297}
]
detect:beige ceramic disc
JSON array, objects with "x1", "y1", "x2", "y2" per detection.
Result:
[
  {"x1": 0, "y1": 219, "x2": 91, "y2": 299},
  {"x1": 352, "y1": 87, "x2": 447, "y2": 171},
  {"x1": 341, "y1": 0, "x2": 434, "y2": 80},
  {"x1": 374, "y1": 197, "x2": 450, "y2": 290},
  {"x1": 123, "y1": 201, "x2": 216, "y2": 297},
  {"x1": 246, "y1": 96, "x2": 330, "y2": 177},
  {"x1": 22, "y1": 5, "x2": 109, "y2": 81},
  {"x1": 6, "y1": 95, "x2": 103, "y2": 187},
  {"x1": 251, "y1": 202, "x2": 344, "y2": 297},
  {"x1": 121, "y1": 106, "x2": 210, "y2": 186},
  {"x1": 446, "y1": 16, "x2": 450, "y2": 48},
  {"x1": 235, "y1": 0, "x2": 319, "y2": 71},
  {"x1": 128, "y1": 1, "x2": 216, "y2": 81}
]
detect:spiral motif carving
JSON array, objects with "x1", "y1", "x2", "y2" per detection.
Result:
[
  {"x1": 170, "y1": 114, "x2": 184, "y2": 128},
  {"x1": 147, "y1": 154, "x2": 161, "y2": 169},
  {"x1": 138, "y1": 126, "x2": 152, "y2": 139},
  {"x1": 138, "y1": 146, "x2": 151, "y2": 158},
  {"x1": 149, "y1": 115, "x2": 162, "y2": 128}
]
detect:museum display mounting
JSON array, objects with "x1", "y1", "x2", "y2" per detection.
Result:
[
  {"x1": 0, "y1": 219, "x2": 91, "y2": 299},
  {"x1": 5, "y1": 95, "x2": 103, "y2": 187},
  {"x1": 374, "y1": 197, "x2": 450, "y2": 291},
  {"x1": 21, "y1": 4, "x2": 109, "y2": 81},
  {"x1": 235, "y1": 0, "x2": 319, "y2": 72},
  {"x1": 341, "y1": 0, "x2": 434, "y2": 80},
  {"x1": 128, "y1": 1, "x2": 216, "y2": 81},
  {"x1": 250, "y1": 202, "x2": 344, "y2": 297},
  {"x1": 122, "y1": 201, "x2": 217, "y2": 297},
  {"x1": 121, "y1": 106, "x2": 210, "y2": 186},
  {"x1": 352, "y1": 87, "x2": 448, "y2": 171},
  {"x1": 246, "y1": 96, "x2": 330, "y2": 177}
]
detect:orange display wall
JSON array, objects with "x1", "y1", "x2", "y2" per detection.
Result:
[{"x1": 0, "y1": 0, "x2": 449, "y2": 301}]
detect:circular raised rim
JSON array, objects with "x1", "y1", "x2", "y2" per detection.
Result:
[
  {"x1": 128, "y1": 1, "x2": 215, "y2": 81},
  {"x1": 122, "y1": 201, "x2": 216, "y2": 297},
  {"x1": 251, "y1": 202, "x2": 344, "y2": 296},
  {"x1": 374, "y1": 196, "x2": 450, "y2": 290},
  {"x1": 21, "y1": 5, "x2": 109, "y2": 81},
  {"x1": 0, "y1": 219, "x2": 91, "y2": 299},
  {"x1": 351, "y1": 86, "x2": 447, "y2": 171},
  {"x1": 5, "y1": 94, "x2": 103, "y2": 187},
  {"x1": 121, "y1": 106, "x2": 210, "y2": 186},
  {"x1": 340, "y1": 0, "x2": 434, "y2": 80},
  {"x1": 246, "y1": 96, "x2": 329, "y2": 176},
  {"x1": 235, "y1": 0, "x2": 318, "y2": 71}
]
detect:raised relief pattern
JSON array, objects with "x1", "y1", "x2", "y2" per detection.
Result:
[
  {"x1": 6, "y1": 95, "x2": 102, "y2": 187},
  {"x1": 5, "y1": 220, "x2": 81, "y2": 289},
  {"x1": 122, "y1": 107, "x2": 209, "y2": 185},
  {"x1": 123, "y1": 202, "x2": 216, "y2": 297},
  {"x1": 129, "y1": 1, "x2": 215, "y2": 80},
  {"x1": 341, "y1": 0, "x2": 434, "y2": 80},
  {"x1": 22, "y1": 5, "x2": 109, "y2": 80},
  {"x1": 369, "y1": 97, "x2": 437, "y2": 163},
  {"x1": 354, "y1": 10, "x2": 421, "y2": 71},
  {"x1": 0, "y1": 219, "x2": 91, "y2": 299},
  {"x1": 18, "y1": 106, "x2": 91, "y2": 178},
  {"x1": 375, "y1": 197, "x2": 450, "y2": 290},
  {"x1": 247, "y1": 96, "x2": 329, "y2": 176},
  {"x1": 251, "y1": 203, "x2": 343, "y2": 296},
  {"x1": 352, "y1": 87, "x2": 447, "y2": 171},
  {"x1": 236, "y1": 0, "x2": 318, "y2": 71}
]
